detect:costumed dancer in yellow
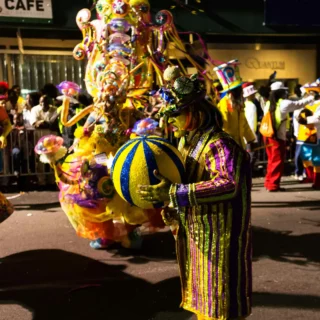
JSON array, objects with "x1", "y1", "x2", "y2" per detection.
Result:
[
  {"x1": 34, "y1": 124, "x2": 163, "y2": 249},
  {"x1": 34, "y1": 132, "x2": 128, "y2": 249},
  {"x1": 296, "y1": 81, "x2": 320, "y2": 189},
  {"x1": 214, "y1": 60, "x2": 256, "y2": 149},
  {"x1": 0, "y1": 83, "x2": 14, "y2": 223}
]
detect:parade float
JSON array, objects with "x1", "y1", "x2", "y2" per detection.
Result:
[{"x1": 35, "y1": 0, "x2": 216, "y2": 249}]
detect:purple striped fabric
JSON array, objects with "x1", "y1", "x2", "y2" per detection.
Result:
[{"x1": 172, "y1": 130, "x2": 252, "y2": 319}]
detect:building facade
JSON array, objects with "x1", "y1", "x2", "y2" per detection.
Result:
[{"x1": 0, "y1": 0, "x2": 319, "y2": 94}]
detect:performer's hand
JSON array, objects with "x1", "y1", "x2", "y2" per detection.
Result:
[
  {"x1": 35, "y1": 120, "x2": 44, "y2": 128},
  {"x1": 0, "y1": 136, "x2": 7, "y2": 148},
  {"x1": 68, "y1": 138, "x2": 79, "y2": 153},
  {"x1": 138, "y1": 170, "x2": 171, "y2": 203},
  {"x1": 161, "y1": 206, "x2": 179, "y2": 226}
]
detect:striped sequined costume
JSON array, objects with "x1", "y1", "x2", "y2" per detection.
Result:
[{"x1": 169, "y1": 129, "x2": 252, "y2": 320}]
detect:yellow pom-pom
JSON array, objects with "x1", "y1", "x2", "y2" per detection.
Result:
[
  {"x1": 130, "y1": 133, "x2": 138, "y2": 139},
  {"x1": 74, "y1": 126, "x2": 84, "y2": 139}
]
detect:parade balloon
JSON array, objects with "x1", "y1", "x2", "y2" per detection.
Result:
[{"x1": 111, "y1": 136, "x2": 185, "y2": 209}]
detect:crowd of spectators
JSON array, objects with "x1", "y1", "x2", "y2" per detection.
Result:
[
  {"x1": 0, "y1": 76, "x2": 302, "y2": 189},
  {"x1": 0, "y1": 82, "x2": 92, "y2": 188}
]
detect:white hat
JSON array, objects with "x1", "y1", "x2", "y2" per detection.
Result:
[
  {"x1": 304, "y1": 82, "x2": 320, "y2": 93},
  {"x1": 243, "y1": 84, "x2": 257, "y2": 98},
  {"x1": 270, "y1": 81, "x2": 288, "y2": 91},
  {"x1": 300, "y1": 85, "x2": 307, "y2": 95}
]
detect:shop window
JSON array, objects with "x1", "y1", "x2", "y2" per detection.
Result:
[
  {"x1": 0, "y1": 54, "x2": 8, "y2": 82},
  {"x1": 9, "y1": 54, "x2": 86, "y2": 97}
]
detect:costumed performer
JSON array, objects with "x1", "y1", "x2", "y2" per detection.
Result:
[
  {"x1": 214, "y1": 60, "x2": 256, "y2": 150},
  {"x1": 138, "y1": 69, "x2": 252, "y2": 320},
  {"x1": 296, "y1": 81, "x2": 320, "y2": 189},
  {"x1": 34, "y1": 132, "x2": 149, "y2": 250},
  {"x1": 0, "y1": 82, "x2": 13, "y2": 174},
  {"x1": 0, "y1": 193, "x2": 14, "y2": 224},
  {"x1": 263, "y1": 81, "x2": 314, "y2": 192},
  {"x1": 0, "y1": 82, "x2": 12, "y2": 149},
  {"x1": 52, "y1": 0, "x2": 218, "y2": 250},
  {"x1": 34, "y1": 133, "x2": 118, "y2": 249},
  {"x1": 53, "y1": 81, "x2": 135, "y2": 250},
  {"x1": 0, "y1": 83, "x2": 14, "y2": 223}
]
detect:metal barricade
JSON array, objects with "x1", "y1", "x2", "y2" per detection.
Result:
[
  {"x1": 0, "y1": 124, "x2": 296, "y2": 183},
  {"x1": 1, "y1": 129, "x2": 55, "y2": 182}
]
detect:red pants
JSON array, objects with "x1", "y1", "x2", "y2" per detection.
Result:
[{"x1": 264, "y1": 137, "x2": 286, "y2": 191}]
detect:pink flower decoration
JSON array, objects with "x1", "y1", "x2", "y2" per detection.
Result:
[{"x1": 56, "y1": 81, "x2": 81, "y2": 95}]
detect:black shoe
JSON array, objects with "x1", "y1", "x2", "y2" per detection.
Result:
[{"x1": 267, "y1": 187, "x2": 286, "y2": 192}]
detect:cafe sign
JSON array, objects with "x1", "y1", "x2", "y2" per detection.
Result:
[{"x1": 0, "y1": 0, "x2": 52, "y2": 23}]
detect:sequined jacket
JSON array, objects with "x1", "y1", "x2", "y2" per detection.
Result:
[{"x1": 169, "y1": 128, "x2": 252, "y2": 320}]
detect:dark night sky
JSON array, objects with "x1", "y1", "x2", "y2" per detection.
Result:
[{"x1": 0, "y1": 0, "x2": 320, "y2": 39}]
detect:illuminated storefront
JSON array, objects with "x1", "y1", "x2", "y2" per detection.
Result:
[
  {"x1": 0, "y1": 0, "x2": 320, "y2": 96},
  {"x1": 0, "y1": 0, "x2": 87, "y2": 96},
  {"x1": 208, "y1": 44, "x2": 317, "y2": 90}
]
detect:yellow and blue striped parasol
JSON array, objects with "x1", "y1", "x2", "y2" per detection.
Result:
[{"x1": 111, "y1": 135, "x2": 185, "y2": 209}]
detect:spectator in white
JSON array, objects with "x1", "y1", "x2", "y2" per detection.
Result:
[
  {"x1": 264, "y1": 81, "x2": 314, "y2": 192},
  {"x1": 30, "y1": 95, "x2": 58, "y2": 186},
  {"x1": 243, "y1": 83, "x2": 258, "y2": 137},
  {"x1": 23, "y1": 92, "x2": 41, "y2": 129},
  {"x1": 243, "y1": 82, "x2": 258, "y2": 167},
  {"x1": 30, "y1": 95, "x2": 58, "y2": 131}
]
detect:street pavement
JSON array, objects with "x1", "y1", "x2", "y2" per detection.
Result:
[{"x1": 0, "y1": 177, "x2": 319, "y2": 320}]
